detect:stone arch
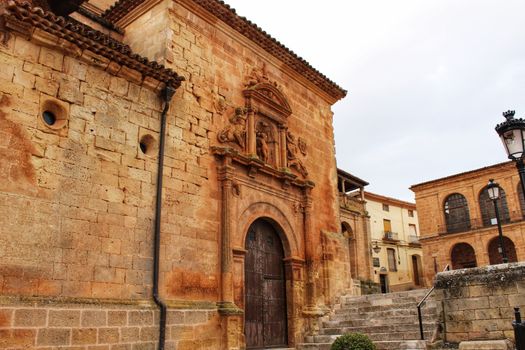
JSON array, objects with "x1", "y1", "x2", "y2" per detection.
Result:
[
  {"x1": 478, "y1": 184, "x2": 510, "y2": 227},
  {"x1": 237, "y1": 201, "x2": 299, "y2": 258},
  {"x1": 450, "y1": 242, "x2": 477, "y2": 269},
  {"x1": 341, "y1": 221, "x2": 353, "y2": 238},
  {"x1": 488, "y1": 236, "x2": 518, "y2": 264},
  {"x1": 341, "y1": 221, "x2": 356, "y2": 279},
  {"x1": 443, "y1": 193, "x2": 471, "y2": 233}
]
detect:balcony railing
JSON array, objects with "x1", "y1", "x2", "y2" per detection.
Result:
[
  {"x1": 339, "y1": 193, "x2": 366, "y2": 214},
  {"x1": 408, "y1": 235, "x2": 420, "y2": 244},
  {"x1": 438, "y1": 210, "x2": 525, "y2": 235},
  {"x1": 382, "y1": 231, "x2": 399, "y2": 241}
]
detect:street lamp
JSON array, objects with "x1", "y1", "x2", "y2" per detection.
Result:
[
  {"x1": 372, "y1": 241, "x2": 381, "y2": 254},
  {"x1": 495, "y1": 110, "x2": 525, "y2": 199},
  {"x1": 487, "y1": 179, "x2": 508, "y2": 263}
]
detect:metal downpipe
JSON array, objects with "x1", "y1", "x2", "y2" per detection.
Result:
[{"x1": 153, "y1": 86, "x2": 176, "y2": 350}]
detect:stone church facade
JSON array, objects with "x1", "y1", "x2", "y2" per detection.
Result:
[{"x1": 0, "y1": 1, "x2": 360, "y2": 349}]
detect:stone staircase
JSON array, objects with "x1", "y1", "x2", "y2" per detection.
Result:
[{"x1": 299, "y1": 289, "x2": 442, "y2": 350}]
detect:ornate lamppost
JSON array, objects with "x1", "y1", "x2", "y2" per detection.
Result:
[
  {"x1": 487, "y1": 179, "x2": 508, "y2": 263},
  {"x1": 495, "y1": 110, "x2": 525, "y2": 199}
]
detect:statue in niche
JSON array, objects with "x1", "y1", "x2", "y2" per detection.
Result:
[
  {"x1": 256, "y1": 131, "x2": 270, "y2": 163},
  {"x1": 256, "y1": 121, "x2": 274, "y2": 164},
  {"x1": 287, "y1": 131, "x2": 308, "y2": 177},
  {"x1": 217, "y1": 107, "x2": 247, "y2": 149}
]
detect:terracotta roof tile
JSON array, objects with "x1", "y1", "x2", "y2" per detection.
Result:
[{"x1": 4, "y1": 1, "x2": 184, "y2": 89}]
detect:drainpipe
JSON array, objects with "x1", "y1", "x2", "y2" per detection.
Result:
[{"x1": 153, "y1": 85, "x2": 177, "y2": 350}]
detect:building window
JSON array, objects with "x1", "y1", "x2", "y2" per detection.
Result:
[
  {"x1": 382, "y1": 203, "x2": 389, "y2": 211},
  {"x1": 444, "y1": 193, "x2": 471, "y2": 233},
  {"x1": 408, "y1": 209, "x2": 414, "y2": 217},
  {"x1": 387, "y1": 248, "x2": 397, "y2": 271},
  {"x1": 479, "y1": 185, "x2": 510, "y2": 227},
  {"x1": 409, "y1": 224, "x2": 417, "y2": 236}
]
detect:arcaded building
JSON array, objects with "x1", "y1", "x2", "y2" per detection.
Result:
[
  {"x1": 411, "y1": 161, "x2": 524, "y2": 286},
  {"x1": 0, "y1": 0, "x2": 357, "y2": 349}
]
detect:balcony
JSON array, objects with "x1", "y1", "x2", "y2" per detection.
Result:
[
  {"x1": 408, "y1": 234, "x2": 421, "y2": 247},
  {"x1": 437, "y1": 210, "x2": 525, "y2": 235},
  {"x1": 382, "y1": 231, "x2": 399, "y2": 241},
  {"x1": 339, "y1": 193, "x2": 366, "y2": 214}
]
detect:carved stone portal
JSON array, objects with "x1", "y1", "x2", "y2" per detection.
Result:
[{"x1": 217, "y1": 65, "x2": 309, "y2": 178}]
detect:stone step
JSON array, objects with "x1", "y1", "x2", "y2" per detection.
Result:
[
  {"x1": 311, "y1": 329, "x2": 432, "y2": 343},
  {"x1": 339, "y1": 289, "x2": 429, "y2": 304},
  {"x1": 320, "y1": 323, "x2": 435, "y2": 337},
  {"x1": 325, "y1": 312, "x2": 437, "y2": 327},
  {"x1": 332, "y1": 303, "x2": 438, "y2": 316},
  {"x1": 298, "y1": 339, "x2": 427, "y2": 350}
]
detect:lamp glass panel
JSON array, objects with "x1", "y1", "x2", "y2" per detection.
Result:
[
  {"x1": 501, "y1": 129, "x2": 525, "y2": 159},
  {"x1": 488, "y1": 185, "x2": 500, "y2": 200}
]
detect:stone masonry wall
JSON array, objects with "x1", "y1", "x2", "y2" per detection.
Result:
[
  {"x1": 435, "y1": 263, "x2": 525, "y2": 344},
  {"x1": 0, "y1": 17, "x2": 219, "y2": 349},
  {"x1": 0, "y1": 297, "x2": 220, "y2": 349}
]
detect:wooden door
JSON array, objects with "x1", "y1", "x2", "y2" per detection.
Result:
[
  {"x1": 412, "y1": 255, "x2": 420, "y2": 286},
  {"x1": 245, "y1": 220, "x2": 287, "y2": 349}
]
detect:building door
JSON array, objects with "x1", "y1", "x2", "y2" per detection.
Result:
[
  {"x1": 245, "y1": 219, "x2": 287, "y2": 349},
  {"x1": 379, "y1": 274, "x2": 388, "y2": 294},
  {"x1": 412, "y1": 255, "x2": 420, "y2": 286}
]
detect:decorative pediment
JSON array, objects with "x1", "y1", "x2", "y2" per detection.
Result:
[
  {"x1": 244, "y1": 82, "x2": 292, "y2": 119},
  {"x1": 243, "y1": 66, "x2": 291, "y2": 121}
]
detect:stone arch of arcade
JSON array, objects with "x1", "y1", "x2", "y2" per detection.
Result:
[
  {"x1": 450, "y1": 242, "x2": 477, "y2": 269},
  {"x1": 487, "y1": 236, "x2": 518, "y2": 264}
]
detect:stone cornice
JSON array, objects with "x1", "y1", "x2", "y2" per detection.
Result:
[
  {"x1": 102, "y1": 0, "x2": 347, "y2": 101},
  {"x1": 2, "y1": 1, "x2": 184, "y2": 90},
  {"x1": 212, "y1": 146, "x2": 315, "y2": 190}
]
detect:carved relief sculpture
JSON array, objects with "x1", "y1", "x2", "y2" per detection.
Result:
[
  {"x1": 287, "y1": 131, "x2": 308, "y2": 177},
  {"x1": 255, "y1": 121, "x2": 275, "y2": 164},
  {"x1": 218, "y1": 107, "x2": 247, "y2": 149}
]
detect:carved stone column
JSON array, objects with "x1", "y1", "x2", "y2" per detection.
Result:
[
  {"x1": 217, "y1": 157, "x2": 242, "y2": 313},
  {"x1": 279, "y1": 124, "x2": 287, "y2": 169},
  {"x1": 247, "y1": 108, "x2": 256, "y2": 156},
  {"x1": 301, "y1": 187, "x2": 324, "y2": 334},
  {"x1": 217, "y1": 157, "x2": 243, "y2": 350}
]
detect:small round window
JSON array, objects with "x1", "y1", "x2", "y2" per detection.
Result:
[
  {"x1": 139, "y1": 134, "x2": 158, "y2": 156},
  {"x1": 40, "y1": 99, "x2": 68, "y2": 130}
]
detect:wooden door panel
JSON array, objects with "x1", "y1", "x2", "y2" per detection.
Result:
[{"x1": 245, "y1": 220, "x2": 287, "y2": 348}]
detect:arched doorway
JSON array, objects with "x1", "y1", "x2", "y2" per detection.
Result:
[
  {"x1": 342, "y1": 221, "x2": 357, "y2": 279},
  {"x1": 488, "y1": 236, "x2": 518, "y2": 264},
  {"x1": 411, "y1": 255, "x2": 423, "y2": 287},
  {"x1": 245, "y1": 219, "x2": 288, "y2": 348},
  {"x1": 451, "y1": 242, "x2": 477, "y2": 269}
]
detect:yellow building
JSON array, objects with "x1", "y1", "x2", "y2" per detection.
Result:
[{"x1": 364, "y1": 192, "x2": 424, "y2": 292}]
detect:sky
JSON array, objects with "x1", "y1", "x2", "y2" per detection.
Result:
[{"x1": 222, "y1": 0, "x2": 525, "y2": 201}]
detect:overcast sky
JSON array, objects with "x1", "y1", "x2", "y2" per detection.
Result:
[{"x1": 223, "y1": 0, "x2": 525, "y2": 201}]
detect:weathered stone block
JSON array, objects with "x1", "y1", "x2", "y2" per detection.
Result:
[
  {"x1": 14, "y1": 308, "x2": 47, "y2": 327},
  {"x1": 37, "y1": 328, "x2": 71, "y2": 346},
  {"x1": 48, "y1": 309, "x2": 81, "y2": 327}
]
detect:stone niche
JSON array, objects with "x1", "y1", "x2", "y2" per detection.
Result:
[{"x1": 434, "y1": 263, "x2": 525, "y2": 344}]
